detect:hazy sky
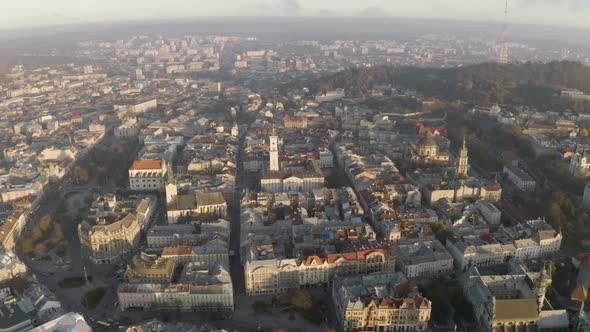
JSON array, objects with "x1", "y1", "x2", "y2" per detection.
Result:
[{"x1": 1, "y1": 0, "x2": 589, "y2": 30}]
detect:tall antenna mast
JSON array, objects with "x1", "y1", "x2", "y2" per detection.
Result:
[{"x1": 499, "y1": 0, "x2": 509, "y2": 64}]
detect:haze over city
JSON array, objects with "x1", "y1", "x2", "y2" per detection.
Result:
[{"x1": 1, "y1": 0, "x2": 590, "y2": 30}]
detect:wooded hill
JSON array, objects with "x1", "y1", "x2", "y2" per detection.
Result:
[{"x1": 304, "y1": 61, "x2": 590, "y2": 112}]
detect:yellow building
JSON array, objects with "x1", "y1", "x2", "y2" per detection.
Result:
[
  {"x1": 124, "y1": 252, "x2": 175, "y2": 284},
  {"x1": 333, "y1": 273, "x2": 431, "y2": 332}
]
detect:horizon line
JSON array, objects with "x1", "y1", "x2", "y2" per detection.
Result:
[{"x1": 1, "y1": 15, "x2": 590, "y2": 36}]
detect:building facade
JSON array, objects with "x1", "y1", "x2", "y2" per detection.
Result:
[
  {"x1": 78, "y1": 196, "x2": 155, "y2": 264},
  {"x1": 245, "y1": 247, "x2": 396, "y2": 296},
  {"x1": 128, "y1": 159, "x2": 167, "y2": 192},
  {"x1": 333, "y1": 273, "x2": 431, "y2": 332}
]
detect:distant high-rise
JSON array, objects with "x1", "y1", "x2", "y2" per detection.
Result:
[
  {"x1": 83, "y1": 65, "x2": 93, "y2": 74},
  {"x1": 269, "y1": 135, "x2": 279, "y2": 172},
  {"x1": 498, "y1": 0, "x2": 510, "y2": 64},
  {"x1": 498, "y1": 44, "x2": 509, "y2": 65}
]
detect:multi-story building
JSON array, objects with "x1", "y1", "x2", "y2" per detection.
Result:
[
  {"x1": 333, "y1": 272, "x2": 431, "y2": 332},
  {"x1": 244, "y1": 242, "x2": 396, "y2": 295},
  {"x1": 316, "y1": 88, "x2": 345, "y2": 103},
  {"x1": 396, "y1": 240, "x2": 454, "y2": 278},
  {"x1": 1, "y1": 182, "x2": 44, "y2": 203},
  {"x1": 115, "y1": 121, "x2": 140, "y2": 138},
  {"x1": 0, "y1": 211, "x2": 28, "y2": 252},
  {"x1": 78, "y1": 195, "x2": 155, "y2": 264},
  {"x1": 161, "y1": 237, "x2": 229, "y2": 265},
  {"x1": 424, "y1": 181, "x2": 502, "y2": 205},
  {"x1": 570, "y1": 151, "x2": 590, "y2": 177},
  {"x1": 128, "y1": 159, "x2": 167, "y2": 192},
  {"x1": 446, "y1": 235, "x2": 514, "y2": 271},
  {"x1": 146, "y1": 220, "x2": 230, "y2": 249},
  {"x1": 124, "y1": 253, "x2": 176, "y2": 284},
  {"x1": 528, "y1": 219, "x2": 562, "y2": 255},
  {"x1": 260, "y1": 172, "x2": 325, "y2": 193},
  {"x1": 475, "y1": 199, "x2": 501, "y2": 225},
  {"x1": 447, "y1": 219, "x2": 560, "y2": 271},
  {"x1": 503, "y1": 164, "x2": 536, "y2": 192},
  {"x1": 463, "y1": 263, "x2": 551, "y2": 331},
  {"x1": 118, "y1": 261, "x2": 233, "y2": 312},
  {"x1": 114, "y1": 99, "x2": 157, "y2": 114}
]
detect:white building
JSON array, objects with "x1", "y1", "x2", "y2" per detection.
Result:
[
  {"x1": 260, "y1": 173, "x2": 325, "y2": 193},
  {"x1": 316, "y1": 88, "x2": 345, "y2": 103},
  {"x1": 114, "y1": 99, "x2": 157, "y2": 114},
  {"x1": 570, "y1": 151, "x2": 590, "y2": 177},
  {"x1": 475, "y1": 199, "x2": 501, "y2": 225},
  {"x1": 1, "y1": 182, "x2": 43, "y2": 203},
  {"x1": 129, "y1": 160, "x2": 167, "y2": 192}
]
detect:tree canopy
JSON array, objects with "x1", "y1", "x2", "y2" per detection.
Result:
[{"x1": 302, "y1": 61, "x2": 590, "y2": 112}]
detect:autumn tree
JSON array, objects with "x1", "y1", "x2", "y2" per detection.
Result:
[
  {"x1": 39, "y1": 215, "x2": 53, "y2": 232},
  {"x1": 291, "y1": 290, "x2": 314, "y2": 310},
  {"x1": 31, "y1": 226, "x2": 43, "y2": 242},
  {"x1": 22, "y1": 239, "x2": 34, "y2": 254},
  {"x1": 53, "y1": 223, "x2": 64, "y2": 241},
  {"x1": 34, "y1": 243, "x2": 48, "y2": 256},
  {"x1": 73, "y1": 166, "x2": 90, "y2": 183}
]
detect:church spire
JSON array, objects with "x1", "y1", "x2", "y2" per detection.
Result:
[{"x1": 457, "y1": 137, "x2": 469, "y2": 176}]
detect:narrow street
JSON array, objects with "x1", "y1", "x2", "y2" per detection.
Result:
[{"x1": 229, "y1": 130, "x2": 246, "y2": 294}]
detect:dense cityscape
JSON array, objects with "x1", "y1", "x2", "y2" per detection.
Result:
[{"x1": 1, "y1": 8, "x2": 590, "y2": 332}]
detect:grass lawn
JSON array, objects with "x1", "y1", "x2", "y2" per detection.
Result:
[
  {"x1": 82, "y1": 287, "x2": 107, "y2": 309},
  {"x1": 58, "y1": 276, "x2": 93, "y2": 289}
]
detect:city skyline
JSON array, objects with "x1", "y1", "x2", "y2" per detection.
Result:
[{"x1": 1, "y1": 0, "x2": 590, "y2": 31}]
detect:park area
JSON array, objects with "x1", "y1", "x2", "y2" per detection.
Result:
[
  {"x1": 21, "y1": 214, "x2": 67, "y2": 258},
  {"x1": 82, "y1": 287, "x2": 107, "y2": 309},
  {"x1": 58, "y1": 276, "x2": 93, "y2": 289}
]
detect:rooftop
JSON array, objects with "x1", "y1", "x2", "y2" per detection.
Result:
[{"x1": 130, "y1": 159, "x2": 163, "y2": 170}]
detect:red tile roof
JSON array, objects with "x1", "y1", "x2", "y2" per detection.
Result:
[{"x1": 130, "y1": 159, "x2": 163, "y2": 170}]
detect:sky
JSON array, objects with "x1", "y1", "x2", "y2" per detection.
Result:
[{"x1": 0, "y1": 0, "x2": 589, "y2": 31}]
